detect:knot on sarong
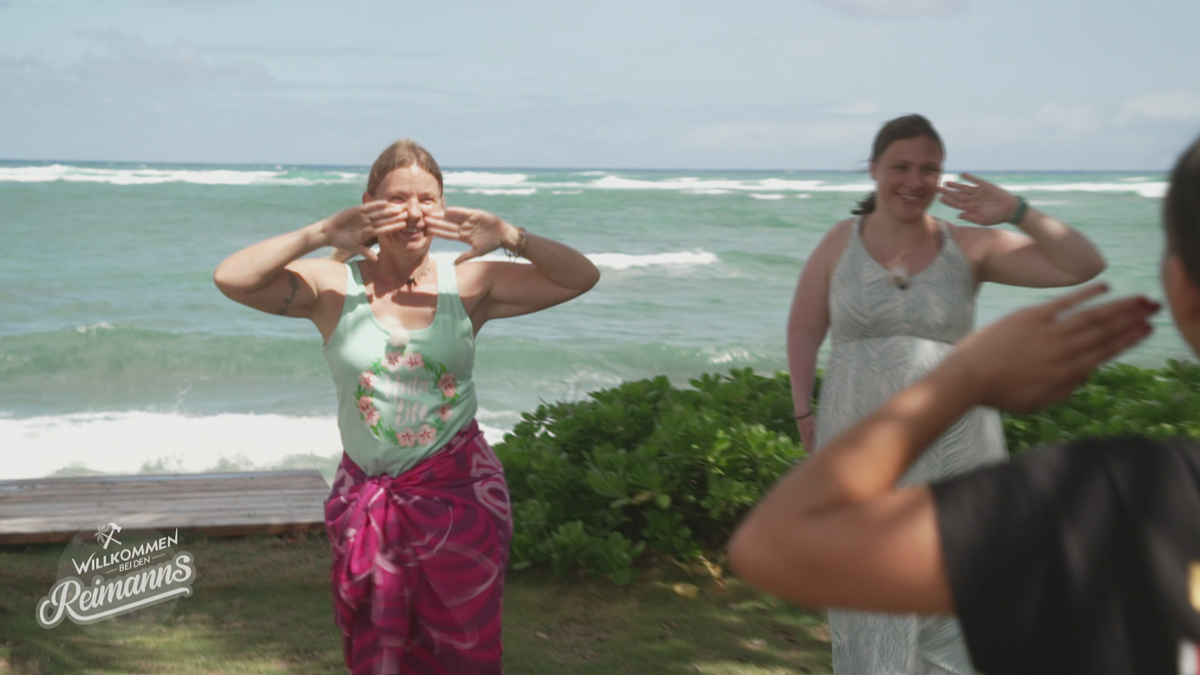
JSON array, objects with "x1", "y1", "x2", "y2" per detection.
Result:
[{"x1": 323, "y1": 420, "x2": 513, "y2": 663}]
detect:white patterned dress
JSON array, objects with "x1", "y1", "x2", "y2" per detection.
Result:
[{"x1": 815, "y1": 217, "x2": 1006, "y2": 675}]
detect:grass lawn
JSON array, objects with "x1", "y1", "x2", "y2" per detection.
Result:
[{"x1": 0, "y1": 532, "x2": 831, "y2": 675}]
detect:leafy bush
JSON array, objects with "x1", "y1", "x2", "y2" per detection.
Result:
[
  {"x1": 496, "y1": 362, "x2": 1200, "y2": 582},
  {"x1": 1003, "y1": 360, "x2": 1200, "y2": 452},
  {"x1": 493, "y1": 369, "x2": 804, "y2": 584}
]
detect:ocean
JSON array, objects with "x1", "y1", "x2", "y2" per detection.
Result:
[{"x1": 0, "y1": 162, "x2": 1177, "y2": 481}]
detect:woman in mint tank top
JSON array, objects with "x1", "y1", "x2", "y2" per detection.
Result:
[{"x1": 214, "y1": 139, "x2": 600, "y2": 675}]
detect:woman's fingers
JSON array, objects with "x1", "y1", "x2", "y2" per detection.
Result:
[
  {"x1": 454, "y1": 248, "x2": 484, "y2": 265},
  {"x1": 441, "y1": 206, "x2": 483, "y2": 224},
  {"x1": 1056, "y1": 295, "x2": 1158, "y2": 364},
  {"x1": 425, "y1": 217, "x2": 466, "y2": 241},
  {"x1": 940, "y1": 181, "x2": 973, "y2": 192},
  {"x1": 958, "y1": 172, "x2": 991, "y2": 187},
  {"x1": 371, "y1": 220, "x2": 410, "y2": 236},
  {"x1": 356, "y1": 243, "x2": 379, "y2": 263},
  {"x1": 361, "y1": 199, "x2": 400, "y2": 214},
  {"x1": 957, "y1": 285, "x2": 1152, "y2": 411}
]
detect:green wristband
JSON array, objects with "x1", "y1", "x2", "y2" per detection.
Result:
[{"x1": 1008, "y1": 195, "x2": 1029, "y2": 225}]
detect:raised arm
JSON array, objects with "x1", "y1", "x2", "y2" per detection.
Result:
[
  {"x1": 213, "y1": 201, "x2": 407, "y2": 322},
  {"x1": 426, "y1": 206, "x2": 600, "y2": 330},
  {"x1": 729, "y1": 284, "x2": 1157, "y2": 612},
  {"x1": 939, "y1": 173, "x2": 1106, "y2": 287},
  {"x1": 787, "y1": 221, "x2": 851, "y2": 451}
]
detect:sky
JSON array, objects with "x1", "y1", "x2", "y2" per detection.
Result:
[{"x1": 1, "y1": 0, "x2": 1198, "y2": 171}]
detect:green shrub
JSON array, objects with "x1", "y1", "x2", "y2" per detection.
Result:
[
  {"x1": 1003, "y1": 360, "x2": 1200, "y2": 452},
  {"x1": 496, "y1": 362, "x2": 1200, "y2": 582},
  {"x1": 494, "y1": 369, "x2": 805, "y2": 583}
]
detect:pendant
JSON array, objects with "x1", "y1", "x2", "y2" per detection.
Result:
[
  {"x1": 389, "y1": 329, "x2": 411, "y2": 349},
  {"x1": 887, "y1": 265, "x2": 911, "y2": 290}
]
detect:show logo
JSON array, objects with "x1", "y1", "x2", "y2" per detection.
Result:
[{"x1": 35, "y1": 523, "x2": 196, "y2": 637}]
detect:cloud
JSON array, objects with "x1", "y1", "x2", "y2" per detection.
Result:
[
  {"x1": 75, "y1": 30, "x2": 274, "y2": 89},
  {"x1": 813, "y1": 0, "x2": 965, "y2": 16},
  {"x1": 943, "y1": 103, "x2": 1105, "y2": 147},
  {"x1": 1033, "y1": 102, "x2": 1105, "y2": 136},
  {"x1": 1120, "y1": 90, "x2": 1200, "y2": 122}
]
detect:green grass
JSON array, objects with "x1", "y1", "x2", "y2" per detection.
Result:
[{"x1": 0, "y1": 533, "x2": 831, "y2": 675}]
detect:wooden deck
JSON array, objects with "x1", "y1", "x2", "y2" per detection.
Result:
[{"x1": 0, "y1": 471, "x2": 331, "y2": 544}]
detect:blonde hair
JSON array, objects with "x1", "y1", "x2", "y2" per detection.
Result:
[{"x1": 331, "y1": 139, "x2": 444, "y2": 262}]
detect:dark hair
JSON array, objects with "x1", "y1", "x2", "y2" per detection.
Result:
[
  {"x1": 852, "y1": 114, "x2": 945, "y2": 216},
  {"x1": 332, "y1": 139, "x2": 444, "y2": 262},
  {"x1": 1165, "y1": 134, "x2": 1200, "y2": 284},
  {"x1": 366, "y1": 138, "x2": 443, "y2": 196}
]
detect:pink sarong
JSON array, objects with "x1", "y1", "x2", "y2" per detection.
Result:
[{"x1": 324, "y1": 421, "x2": 512, "y2": 675}]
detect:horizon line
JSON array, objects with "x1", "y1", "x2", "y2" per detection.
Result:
[{"x1": 0, "y1": 158, "x2": 1169, "y2": 175}]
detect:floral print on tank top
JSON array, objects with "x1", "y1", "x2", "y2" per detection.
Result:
[{"x1": 353, "y1": 327, "x2": 460, "y2": 450}]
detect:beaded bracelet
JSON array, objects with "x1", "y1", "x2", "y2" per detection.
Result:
[
  {"x1": 1008, "y1": 196, "x2": 1029, "y2": 225},
  {"x1": 505, "y1": 227, "x2": 529, "y2": 261}
]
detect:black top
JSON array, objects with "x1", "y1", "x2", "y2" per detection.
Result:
[{"x1": 932, "y1": 437, "x2": 1200, "y2": 675}]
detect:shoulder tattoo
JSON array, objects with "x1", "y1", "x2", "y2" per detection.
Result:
[{"x1": 276, "y1": 270, "x2": 301, "y2": 316}]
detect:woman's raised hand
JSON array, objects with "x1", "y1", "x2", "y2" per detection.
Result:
[
  {"x1": 321, "y1": 201, "x2": 409, "y2": 262},
  {"x1": 937, "y1": 172, "x2": 1022, "y2": 226},
  {"x1": 426, "y1": 207, "x2": 517, "y2": 264}
]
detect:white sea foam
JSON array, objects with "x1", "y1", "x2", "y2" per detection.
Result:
[
  {"x1": 0, "y1": 164, "x2": 360, "y2": 186},
  {"x1": 0, "y1": 410, "x2": 510, "y2": 481},
  {"x1": 1010, "y1": 181, "x2": 1168, "y2": 199},
  {"x1": 443, "y1": 171, "x2": 530, "y2": 187},
  {"x1": 437, "y1": 249, "x2": 718, "y2": 271},
  {"x1": 0, "y1": 412, "x2": 340, "y2": 481},
  {"x1": 707, "y1": 347, "x2": 753, "y2": 365},
  {"x1": 588, "y1": 251, "x2": 719, "y2": 271},
  {"x1": 464, "y1": 188, "x2": 538, "y2": 196},
  {"x1": 74, "y1": 322, "x2": 116, "y2": 334},
  {"x1": 584, "y1": 175, "x2": 873, "y2": 194},
  {"x1": 749, "y1": 194, "x2": 787, "y2": 200}
]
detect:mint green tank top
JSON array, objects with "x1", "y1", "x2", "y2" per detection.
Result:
[{"x1": 322, "y1": 256, "x2": 477, "y2": 477}]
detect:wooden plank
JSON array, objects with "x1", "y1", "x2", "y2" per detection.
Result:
[
  {"x1": 0, "y1": 490, "x2": 330, "y2": 516},
  {"x1": 0, "y1": 472, "x2": 328, "y2": 500},
  {"x1": 0, "y1": 471, "x2": 331, "y2": 545}
]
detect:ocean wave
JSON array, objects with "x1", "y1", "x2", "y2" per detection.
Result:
[
  {"x1": 749, "y1": 194, "x2": 787, "y2": 200},
  {"x1": 462, "y1": 188, "x2": 539, "y2": 196},
  {"x1": 588, "y1": 251, "x2": 719, "y2": 270},
  {"x1": 584, "y1": 175, "x2": 872, "y2": 193},
  {"x1": 443, "y1": 171, "x2": 530, "y2": 187},
  {"x1": 0, "y1": 164, "x2": 362, "y2": 186},
  {"x1": 0, "y1": 411, "x2": 342, "y2": 481},
  {"x1": 1009, "y1": 181, "x2": 1168, "y2": 199},
  {"x1": 438, "y1": 250, "x2": 719, "y2": 271},
  {"x1": 0, "y1": 325, "x2": 328, "y2": 384}
]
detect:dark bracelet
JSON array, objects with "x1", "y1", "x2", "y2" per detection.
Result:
[
  {"x1": 1008, "y1": 196, "x2": 1029, "y2": 225},
  {"x1": 793, "y1": 410, "x2": 814, "y2": 420}
]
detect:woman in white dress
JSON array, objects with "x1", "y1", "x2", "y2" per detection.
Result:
[{"x1": 785, "y1": 114, "x2": 1105, "y2": 674}]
